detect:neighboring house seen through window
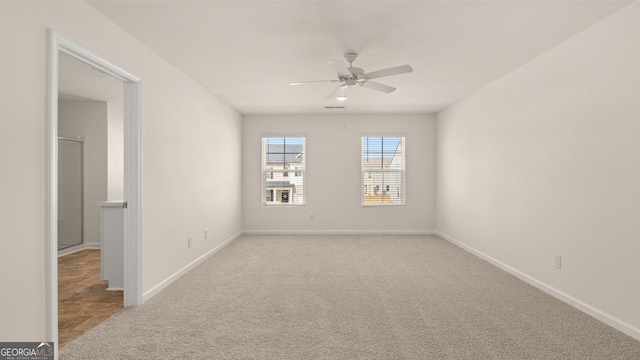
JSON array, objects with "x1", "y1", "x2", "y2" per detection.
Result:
[
  {"x1": 361, "y1": 136, "x2": 405, "y2": 206},
  {"x1": 262, "y1": 137, "x2": 305, "y2": 205}
]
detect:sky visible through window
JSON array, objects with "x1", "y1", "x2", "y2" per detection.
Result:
[{"x1": 265, "y1": 137, "x2": 304, "y2": 146}]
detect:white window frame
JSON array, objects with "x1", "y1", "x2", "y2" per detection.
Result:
[
  {"x1": 262, "y1": 136, "x2": 306, "y2": 206},
  {"x1": 361, "y1": 135, "x2": 406, "y2": 207}
]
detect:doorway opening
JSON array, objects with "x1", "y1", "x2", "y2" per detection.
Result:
[
  {"x1": 47, "y1": 30, "x2": 142, "y2": 357},
  {"x1": 57, "y1": 49, "x2": 125, "y2": 346}
]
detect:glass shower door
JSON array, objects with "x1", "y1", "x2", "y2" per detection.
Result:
[{"x1": 58, "y1": 138, "x2": 83, "y2": 250}]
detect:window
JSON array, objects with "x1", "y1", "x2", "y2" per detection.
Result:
[
  {"x1": 361, "y1": 136, "x2": 405, "y2": 206},
  {"x1": 262, "y1": 136, "x2": 305, "y2": 205}
]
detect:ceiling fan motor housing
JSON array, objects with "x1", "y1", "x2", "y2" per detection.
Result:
[
  {"x1": 344, "y1": 53, "x2": 365, "y2": 83},
  {"x1": 349, "y1": 67, "x2": 364, "y2": 76}
]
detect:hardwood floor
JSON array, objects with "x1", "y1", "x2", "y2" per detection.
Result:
[{"x1": 58, "y1": 249, "x2": 123, "y2": 347}]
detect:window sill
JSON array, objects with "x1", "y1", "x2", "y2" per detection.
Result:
[
  {"x1": 262, "y1": 203, "x2": 306, "y2": 207},
  {"x1": 361, "y1": 204, "x2": 406, "y2": 207}
]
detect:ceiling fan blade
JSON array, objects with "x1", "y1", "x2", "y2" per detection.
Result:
[
  {"x1": 364, "y1": 64, "x2": 413, "y2": 80},
  {"x1": 327, "y1": 60, "x2": 353, "y2": 77},
  {"x1": 327, "y1": 85, "x2": 347, "y2": 98},
  {"x1": 289, "y1": 80, "x2": 338, "y2": 86},
  {"x1": 362, "y1": 81, "x2": 396, "y2": 94}
]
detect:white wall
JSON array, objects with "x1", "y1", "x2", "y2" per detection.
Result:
[
  {"x1": 243, "y1": 114, "x2": 436, "y2": 233},
  {"x1": 59, "y1": 101, "x2": 108, "y2": 246},
  {"x1": 436, "y1": 1, "x2": 640, "y2": 339},
  {"x1": 0, "y1": 1, "x2": 242, "y2": 341}
]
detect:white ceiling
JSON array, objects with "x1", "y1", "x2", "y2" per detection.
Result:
[{"x1": 86, "y1": 0, "x2": 630, "y2": 115}]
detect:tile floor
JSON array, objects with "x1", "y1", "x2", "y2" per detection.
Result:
[{"x1": 58, "y1": 249, "x2": 123, "y2": 347}]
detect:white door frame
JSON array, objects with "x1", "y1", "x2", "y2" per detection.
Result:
[{"x1": 46, "y1": 30, "x2": 142, "y2": 354}]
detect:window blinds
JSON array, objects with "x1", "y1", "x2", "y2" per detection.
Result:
[{"x1": 361, "y1": 136, "x2": 406, "y2": 206}]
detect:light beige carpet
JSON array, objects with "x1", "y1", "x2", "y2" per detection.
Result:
[{"x1": 60, "y1": 235, "x2": 640, "y2": 359}]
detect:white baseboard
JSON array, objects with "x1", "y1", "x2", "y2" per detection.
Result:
[
  {"x1": 57, "y1": 243, "x2": 101, "y2": 257},
  {"x1": 242, "y1": 230, "x2": 436, "y2": 235},
  {"x1": 142, "y1": 231, "x2": 242, "y2": 303},
  {"x1": 434, "y1": 231, "x2": 640, "y2": 342}
]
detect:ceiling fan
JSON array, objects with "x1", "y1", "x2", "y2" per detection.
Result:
[{"x1": 290, "y1": 53, "x2": 413, "y2": 100}]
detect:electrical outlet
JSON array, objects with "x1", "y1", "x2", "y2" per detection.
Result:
[
  {"x1": 554, "y1": 254, "x2": 561, "y2": 269},
  {"x1": 441, "y1": 216, "x2": 445, "y2": 224},
  {"x1": 309, "y1": 214, "x2": 314, "y2": 221},
  {"x1": 188, "y1": 237, "x2": 192, "y2": 248},
  {"x1": 204, "y1": 229, "x2": 208, "y2": 239}
]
